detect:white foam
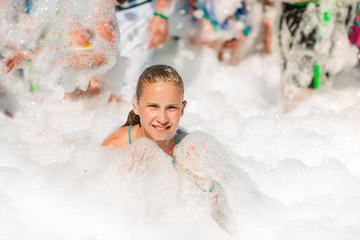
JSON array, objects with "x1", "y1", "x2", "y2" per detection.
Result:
[{"x1": 1, "y1": 2, "x2": 360, "y2": 239}]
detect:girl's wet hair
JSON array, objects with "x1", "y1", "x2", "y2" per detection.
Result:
[{"x1": 123, "y1": 64, "x2": 184, "y2": 127}]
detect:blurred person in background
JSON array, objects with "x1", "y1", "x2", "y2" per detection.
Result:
[
  {"x1": 114, "y1": 0, "x2": 174, "y2": 102},
  {"x1": 276, "y1": 0, "x2": 358, "y2": 112},
  {"x1": 2, "y1": 0, "x2": 124, "y2": 102}
]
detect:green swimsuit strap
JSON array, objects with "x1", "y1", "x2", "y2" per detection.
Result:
[
  {"x1": 172, "y1": 132, "x2": 179, "y2": 163},
  {"x1": 128, "y1": 124, "x2": 132, "y2": 145}
]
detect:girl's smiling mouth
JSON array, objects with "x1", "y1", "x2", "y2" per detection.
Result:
[{"x1": 153, "y1": 125, "x2": 171, "y2": 132}]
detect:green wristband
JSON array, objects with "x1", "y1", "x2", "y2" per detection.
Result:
[{"x1": 154, "y1": 12, "x2": 168, "y2": 20}]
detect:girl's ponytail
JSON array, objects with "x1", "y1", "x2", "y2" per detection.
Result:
[{"x1": 122, "y1": 110, "x2": 140, "y2": 127}]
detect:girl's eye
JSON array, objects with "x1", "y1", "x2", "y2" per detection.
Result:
[
  {"x1": 149, "y1": 105, "x2": 158, "y2": 108},
  {"x1": 168, "y1": 106, "x2": 178, "y2": 109}
]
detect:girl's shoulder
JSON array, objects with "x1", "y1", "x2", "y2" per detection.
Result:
[{"x1": 102, "y1": 125, "x2": 131, "y2": 148}]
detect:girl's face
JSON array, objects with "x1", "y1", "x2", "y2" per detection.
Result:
[{"x1": 133, "y1": 81, "x2": 186, "y2": 143}]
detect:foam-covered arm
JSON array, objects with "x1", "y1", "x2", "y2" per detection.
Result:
[
  {"x1": 211, "y1": 190, "x2": 239, "y2": 237},
  {"x1": 154, "y1": 0, "x2": 174, "y2": 17},
  {"x1": 148, "y1": 0, "x2": 175, "y2": 49},
  {"x1": 175, "y1": 131, "x2": 239, "y2": 236}
]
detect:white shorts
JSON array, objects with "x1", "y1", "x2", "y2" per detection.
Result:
[{"x1": 116, "y1": 1, "x2": 154, "y2": 101}]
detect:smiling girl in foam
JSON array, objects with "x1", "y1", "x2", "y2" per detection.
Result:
[
  {"x1": 102, "y1": 64, "x2": 187, "y2": 155},
  {"x1": 102, "y1": 64, "x2": 238, "y2": 236}
]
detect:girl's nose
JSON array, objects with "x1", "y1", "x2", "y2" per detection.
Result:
[{"x1": 157, "y1": 110, "x2": 168, "y2": 124}]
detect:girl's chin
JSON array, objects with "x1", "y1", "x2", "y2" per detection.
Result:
[
  {"x1": 152, "y1": 135, "x2": 171, "y2": 142},
  {"x1": 149, "y1": 132, "x2": 174, "y2": 143}
]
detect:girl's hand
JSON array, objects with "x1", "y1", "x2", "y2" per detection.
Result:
[
  {"x1": 178, "y1": 142, "x2": 205, "y2": 174},
  {"x1": 3, "y1": 49, "x2": 34, "y2": 74},
  {"x1": 177, "y1": 143, "x2": 219, "y2": 193},
  {"x1": 121, "y1": 142, "x2": 154, "y2": 174}
]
